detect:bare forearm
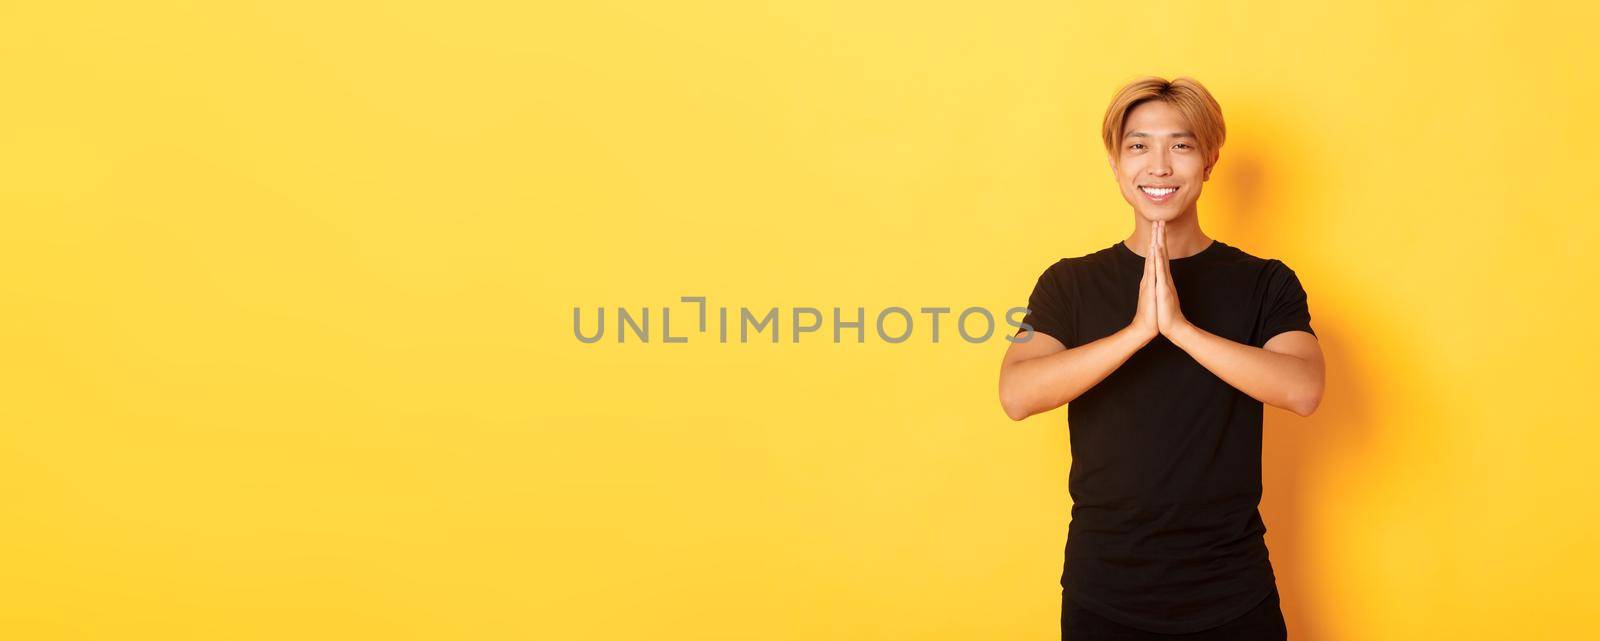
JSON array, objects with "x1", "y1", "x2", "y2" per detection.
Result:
[
  {"x1": 1000, "y1": 327, "x2": 1150, "y2": 420},
  {"x1": 1166, "y1": 322, "x2": 1321, "y2": 415}
]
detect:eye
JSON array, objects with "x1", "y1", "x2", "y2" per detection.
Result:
[
  {"x1": 1129, "y1": 143, "x2": 1145, "y2": 150},
  {"x1": 1174, "y1": 143, "x2": 1192, "y2": 149}
]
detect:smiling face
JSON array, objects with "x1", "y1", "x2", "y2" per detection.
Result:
[{"x1": 1109, "y1": 99, "x2": 1215, "y2": 222}]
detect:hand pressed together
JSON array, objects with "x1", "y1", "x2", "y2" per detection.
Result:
[{"x1": 1131, "y1": 220, "x2": 1193, "y2": 341}]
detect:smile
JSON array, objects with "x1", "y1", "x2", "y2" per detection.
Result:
[{"x1": 1139, "y1": 185, "x2": 1179, "y2": 202}]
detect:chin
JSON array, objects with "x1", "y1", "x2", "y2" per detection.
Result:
[{"x1": 1141, "y1": 204, "x2": 1190, "y2": 221}]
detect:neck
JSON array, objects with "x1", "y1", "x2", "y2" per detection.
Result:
[{"x1": 1124, "y1": 210, "x2": 1211, "y2": 259}]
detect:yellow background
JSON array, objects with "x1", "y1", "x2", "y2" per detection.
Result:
[{"x1": 3, "y1": 2, "x2": 1596, "y2": 639}]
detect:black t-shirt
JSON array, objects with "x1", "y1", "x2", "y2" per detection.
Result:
[{"x1": 1018, "y1": 238, "x2": 1316, "y2": 634}]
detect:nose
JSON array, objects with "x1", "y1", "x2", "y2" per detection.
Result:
[{"x1": 1149, "y1": 148, "x2": 1173, "y2": 176}]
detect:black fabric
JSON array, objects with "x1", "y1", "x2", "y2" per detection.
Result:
[
  {"x1": 1019, "y1": 239, "x2": 1315, "y2": 634},
  {"x1": 1062, "y1": 585, "x2": 1288, "y2": 640}
]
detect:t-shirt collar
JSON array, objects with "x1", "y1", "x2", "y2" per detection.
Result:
[{"x1": 1114, "y1": 237, "x2": 1222, "y2": 264}]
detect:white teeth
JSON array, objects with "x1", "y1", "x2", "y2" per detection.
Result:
[{"x1": 1140, "y1": 187, "x2": 1177, "y2": 197}]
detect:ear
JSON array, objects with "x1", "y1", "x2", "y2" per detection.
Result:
[
  {"x1": 1202, "y1": 153, "x2": 1217, "y2": 181},
  {"x1": 1107, "y1": 155, "x2": 1117, "y2": 178}
]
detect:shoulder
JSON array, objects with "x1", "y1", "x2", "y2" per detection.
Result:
[
  {"x1": 1052, "y1": 244, "x2": 1122, "y2": 272},
  {"x1": 1211, "y1": 240, "x2": 1302, "y2": 276},
  {"x1": 1033, "y1": 245, "x2": 1114, "y2": 291},
  {"x1": 1211, "y1": 243, "x2": 1312, "y2": 305},
  {"x1": 1209, "y1": 240, "x2": 1271, "y2": 267},
  {"x1": 1033, "y1": 246, "x2": 1103, "y2": 278}
]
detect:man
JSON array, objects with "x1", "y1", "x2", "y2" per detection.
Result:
[{"x1": 997, "y1": 76, "x2": 1324, "y2": 640}]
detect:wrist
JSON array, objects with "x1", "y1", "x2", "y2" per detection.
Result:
[
  {"x1": 1122, "y1": 323, "x2": 1156, "y2": 348},
  {"x1": 1166, "y1": 319, "x2": 1199, "y2": 347}
]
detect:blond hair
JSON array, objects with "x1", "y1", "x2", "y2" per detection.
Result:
[{"x1": 1102, "y1": 76, "x2": 1226, "y2": 168}]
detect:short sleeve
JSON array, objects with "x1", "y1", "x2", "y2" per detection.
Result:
[
  {"x1": 1255, "y1": 260, "x2": 1316, "y2": 347},
  {"x1": 1018, "y1": 260, "x2": 1075, "y2": 346}
]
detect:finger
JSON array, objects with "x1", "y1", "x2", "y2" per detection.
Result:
[
  {"x1": 1147, "y1": 227, "x2": 1158, "y2": 289},
  {"x1": 1152, "y1": 223, "x2": 1164, "y2": 287},
  {"x1": 1158, "y1": 224, "x2": 1176, "y2": 292},
  {"x1": 1142, "y1": 236, "x2": 1154, "y2": 285},
  {"x1": 1154, "y1": 224, "x2": 1165, "y2": 320},
  {"x1": 1154, "y1": 222, "x2": 1165, "y2": 287},
  {"x1": 1145, "y1": 228, "x2": 1155, "y2": 266}
]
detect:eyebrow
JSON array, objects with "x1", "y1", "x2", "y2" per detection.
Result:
[{"x1": 1125, "y1": 131, "x2": 1196, "y2": 138}]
